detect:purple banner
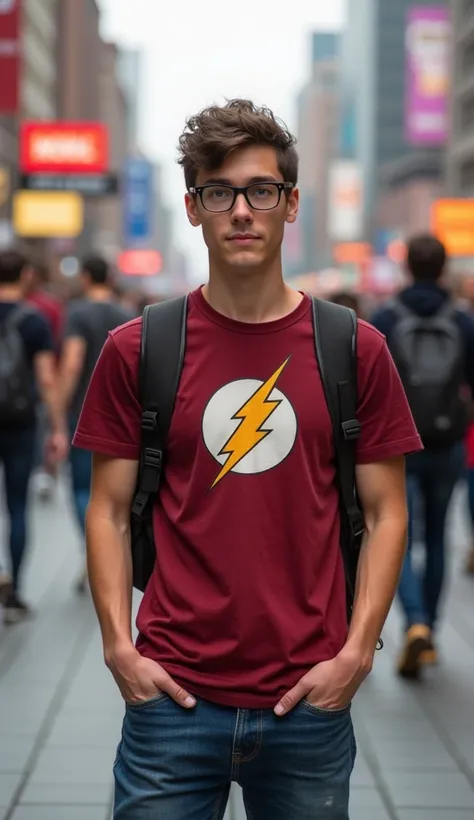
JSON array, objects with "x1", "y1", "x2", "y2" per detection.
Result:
[{"x1": 405, "y1": 6, "x2": 450, "y2": 145}]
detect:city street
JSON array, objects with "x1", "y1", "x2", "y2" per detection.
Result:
[{"x1": 1, "y1": 480, "x2": 474, "y2": 820}]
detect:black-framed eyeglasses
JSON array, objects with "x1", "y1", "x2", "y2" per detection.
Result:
[{"x1": 189, "y1": 182, "x2": 295, "y2": 213}]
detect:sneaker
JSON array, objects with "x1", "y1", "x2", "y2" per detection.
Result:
[
  {"x1": 32, "y1": 470, "x2": 55, "y2": 502},
  {"x1": 397, "y1": 624, "x2": 432, "y2": 679},
  {"x1": 4, "y1": 592, "x2": 33, "y2": 625}
]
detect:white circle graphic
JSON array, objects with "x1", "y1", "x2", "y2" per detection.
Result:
[{"x1": 202, "y1": 378, "x2": 297, "y2": 480}]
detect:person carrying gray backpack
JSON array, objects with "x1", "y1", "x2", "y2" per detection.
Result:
[{"x1": 372, "y1": 234, "x2": 474, "y2": 679}]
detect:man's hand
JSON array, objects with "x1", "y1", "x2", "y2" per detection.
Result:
[
  {"x1": 45, "y1": 430, "x2": 69, "y2": 465},
  {"x1": 106, "y1": 644, "x2": 196, "y2": 709},
  {"x1": 274, "y1": 646, "x2": 372, "y2": 716}
]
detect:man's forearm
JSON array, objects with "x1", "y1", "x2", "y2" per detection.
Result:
[
  {"x1": 85, "y1": 506, "x2": 134, "y2": 661},
  {"x1": 60, "y1": 368, "x2": 80, "y2": 414},
  {"x1": 345, "y1": 517, "x2": 407, "y2": 660},
  {"x1": 40, "y1": 380, "x2": 67, "y2": 433}
]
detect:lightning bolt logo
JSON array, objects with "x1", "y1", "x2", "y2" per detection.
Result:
[{"x1": 211, "y1": 358, "x2": 290, "y2": 488}]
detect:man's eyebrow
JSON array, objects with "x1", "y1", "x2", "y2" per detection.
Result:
[{"x1": 199, "y1": 175, "x2": 280, "y2": 186}]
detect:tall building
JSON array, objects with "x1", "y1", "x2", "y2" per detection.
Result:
[
  {"x1": 446, "y1": 1, "x2": 474, "y2": 196},
  {"x1": 21, "y1": 0, "x2": 58, "y2": 120},
  {"x1": 0, "y1": 0, "x2": 59, "y2": 255},
  {"x1": 339, "y1": 0, "x2": 448, "y2": 239},
  {"x1": 96, "y1": 40, "x2": 130, "y2": 259},
  {"x1": 296, "y1": 32, "x2": 339, "y2": 272},
  {"x1": 117, "y1": 49, "x2": 142, "y2": 149}
]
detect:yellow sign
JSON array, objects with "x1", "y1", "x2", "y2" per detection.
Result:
[{"x1": 13, "y1": 191, "x2": 84, "y2": 238}]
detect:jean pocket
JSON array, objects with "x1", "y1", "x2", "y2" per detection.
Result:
[
  {"x1": 126, "y1": 691, "x2": 167, "y2": 710},
  {"x1": 300, "y1": 699, "x2": 351, "y2": 717}
]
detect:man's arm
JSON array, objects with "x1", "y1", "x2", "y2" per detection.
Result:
[
  {"x1": 86, "y1": 453, "x2": 196, "y2": 709},
  {"x1": 34, "y1": 351, "x2": 68, "y2": 462},
  {"x1": 347, "y1": 454, "x2": 408, "y2": 663},
  {"x1": 59, "y1": 336, "x2": 86, "y2": 411}
]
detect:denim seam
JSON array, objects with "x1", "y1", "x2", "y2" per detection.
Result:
[
  {"x1": 231, "y1": 708, "x2": 242, "y2": 780},
  {"x1": 211, "y1": 788, "x2": 229, "y2": 820},
  {"x1": 239, "y1": 709, "x2": 263, "y2": 764},
  {"x1": 125, "y1": 692, "x2": 167, "y2": 710},
  {"x1": 299, "y1": 700, "x2": 351, "y2": 718}
]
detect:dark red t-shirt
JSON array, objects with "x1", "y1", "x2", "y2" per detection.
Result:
[
  {"x1": 74, "y1": 288, "x2": 422, "y2": 708},
  {"x1": 27, "y1": 291, "x2": 64, "y2": 354}
]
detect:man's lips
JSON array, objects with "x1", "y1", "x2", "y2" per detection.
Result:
[{"x1": 227, "y1": 234, "x2": 260, "y2": 242}]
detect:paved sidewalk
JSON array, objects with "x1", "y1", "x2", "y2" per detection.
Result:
[{"x1": 1, "y1": 481, "x2": 474, "y2": 820}]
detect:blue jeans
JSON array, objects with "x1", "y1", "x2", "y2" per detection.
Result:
[
  {"x1": 69, "y1": 416, "x2": 91, "y2": 535},
  {"x1": 399, "y1": 442, "x2": 465, "y2": 631},
  {"x1": 0, "y1": 426, "x2": 36, "y2": 591},
  {"x1": 113, "y1": 695, "x2": 356, "y2": 819}
]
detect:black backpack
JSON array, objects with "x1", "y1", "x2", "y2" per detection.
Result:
[
  {"x1": 130, "y1": 295, "x2": 365, "y2": 625},
  {"x1": 388, "y1": 298, "x2": 467, "y2": 447},
  {"x1": 0, "y1": 304, "x2": 37, "y2": 426}
]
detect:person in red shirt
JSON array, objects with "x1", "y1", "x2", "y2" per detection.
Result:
[{"x1": 74, "y1": 99, "x2": 422, "y2": 820}]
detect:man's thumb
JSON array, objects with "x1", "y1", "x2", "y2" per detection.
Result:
[{"x1": 274, "y1": 681, "x2": 306, "y2": 716}]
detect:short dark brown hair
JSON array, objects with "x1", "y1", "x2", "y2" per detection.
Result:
[
  {"x1": 406, "y1": 233, "x2": 447, "y2": 282},
  {"x1": 0, "y1": 250, "x2": 28, "y2": 284},
  {"x1": 178, "y1": 98, "x2": 298, "y2": 189}
]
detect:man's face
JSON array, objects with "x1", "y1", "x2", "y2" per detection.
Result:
[{"x1": 185, "y1": 145, "x2": 299, "y2": 272}]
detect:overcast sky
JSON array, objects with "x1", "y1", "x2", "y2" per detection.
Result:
[{"x1": 99, "y1": 0, "x2": 346, "y2": 279}]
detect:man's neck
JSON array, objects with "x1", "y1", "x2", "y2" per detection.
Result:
[
  {"x1": 87, "y1": 286, "x2": 113, "y2": 302},
  {"x1": 0, "y1": 285, "x2": 23, "y2": 302},
  {"x1": 203, "y1": 262, "x2": 302, "y2": 323}
]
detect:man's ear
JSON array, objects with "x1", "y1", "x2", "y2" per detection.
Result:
[
  {"x1": 185, "y1": 193, "x2": 201, "y2": 227},
  {"x1": 285, "y1": 186, "x2": 299, "y2": 224}
]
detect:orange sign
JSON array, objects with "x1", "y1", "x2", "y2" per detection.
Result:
[
  {"x1": 20, "y1": 122, "x2": 109, "y2": 174},
  {"x1": 333, "y1": 242, "x2": 372, "y2": 265},
  {"x1": 431, "y1": 199, "x2": 474, "y2": 257},
  {"x1": 118, "y1": 249, "x2": 162, "y2": 276}
]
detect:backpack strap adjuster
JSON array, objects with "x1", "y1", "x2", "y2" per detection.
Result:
[
  {"x1": 141, "y1": 410, "x2": 158, "y2": 432},
  {"x1": 341, "y1": 418, "x2": 360, "y2": 441}
]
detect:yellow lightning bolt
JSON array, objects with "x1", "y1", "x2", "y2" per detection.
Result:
[{"x1": 211, "y1": 358, "x2": 290, "y2": 488}]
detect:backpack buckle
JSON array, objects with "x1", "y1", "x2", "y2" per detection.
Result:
[
  {"x1": 348, "y1": 506, "x2": 365, "y2": 539},
  {"x1": 342, "y1": 418, "x2": 360, "y2": 441},
  {"x1": 141, "y1": 410, "x2": 158, "y2": 432}
]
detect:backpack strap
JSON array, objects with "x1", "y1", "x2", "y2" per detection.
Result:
[
  {"x1": 0, "y1": 303, "x2": 37, "y2": 332},
  {"x1": 311, "y1": 297, "x2": 365, "y2": 602},
  {"x1": 132, "y1": 296, "x2": 188, "y2": 519}
]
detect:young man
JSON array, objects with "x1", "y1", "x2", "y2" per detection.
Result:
[
  {"x1": 60, "y1": 256, "x2": 133, "y2": 593},
  {"x1": 0, "y1": 251, "x2": 68, "y2": 622},
  {"x1": 372, "y1": 234, "x2": 474, "y2": 678},
  {"x1": 74, "y1": 100, "x2": 422, "y2": 819}
]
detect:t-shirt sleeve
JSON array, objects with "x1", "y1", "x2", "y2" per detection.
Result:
[
  {"x1": 72, "y1": 332, "x2": 141, "y2": 459},
  {"x1": 356, "y1": 330, "x2": 423, "y2": 464},
  {"x1": 64, "y1": 305, "x2": 87, "y2": 340},
  {"x1": 26, "y1": 312, "x2": 54, "y2": 356}
]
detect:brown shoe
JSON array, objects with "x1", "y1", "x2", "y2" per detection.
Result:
[
  {"x1": 397, "y1": 624, "x2": 432, "y2": 679},
  {"x1": 420, "y1": 644, "x2": 439, "y2": 666}
]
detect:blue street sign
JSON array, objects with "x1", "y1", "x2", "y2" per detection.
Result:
[{"x1": 123, "y1": 157, "x2": 153, "y2": 245}]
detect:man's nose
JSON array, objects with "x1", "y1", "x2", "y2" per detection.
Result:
[{"x1": 231, "y1": 192, "x2": 254, "y2": 221}]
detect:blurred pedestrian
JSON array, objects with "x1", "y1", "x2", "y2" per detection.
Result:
[
  {"x1": 372, "y1": 234, "x2": 474, "y2": 677},
  {"x1": 329, "y1": 290, "x2": 364, "y2": 318},
  {"x1": 73, "y1": 99, "x2": 421, "y2": 819},
  {"x1": 24, "y1": 262, "x2": 65, "y2": 502},
  {"x1": 59, "y1": 256, "x2": 133, "y2": 594},
  {"x1": 0, "y1": 251, "x2": 68, "y2": 623}
]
